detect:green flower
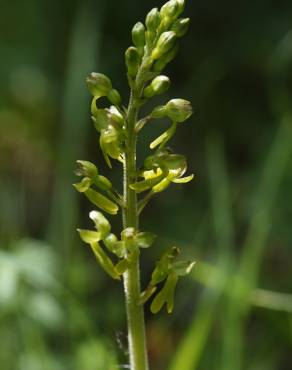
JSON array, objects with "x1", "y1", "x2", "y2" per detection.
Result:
[
  {"x1": 86, "y1": 72, "x2": 112, "y2": 97},
  {"x1": 165, "y1": 98, "x2": 193, "y2": 122}
]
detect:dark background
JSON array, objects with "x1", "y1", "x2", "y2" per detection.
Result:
[{"x1": 0, "y1": 1, "x2": 291, "y2": 369}]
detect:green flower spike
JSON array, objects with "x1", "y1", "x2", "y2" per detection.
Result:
[{"x1": 75, "y1": 2, "x2": 195, "y2": 367}]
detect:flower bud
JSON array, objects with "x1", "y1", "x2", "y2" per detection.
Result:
[
  {"x1": 165, "y1": 98, "x2": 193, "y2": 122},
  {"x1": 171, "y1": 17, "x2": 190, "y2": 37},
  {"x1": 146, "y1": 8, "x2": 161, "y2": 32},
  {"x1": 132, "y1": 22, "x2": 146, "y2": 55},
  {"x1": 107, "y1": 88, "x2": 121, "y2": 106},
  {"x1": 75, "y1": 160, "x2": 98, "y2": 179},
  {"x1": 125, "y1": 46, "x2": 141, "y2": 78},
  {"x1": 151, "y1": 31, "x2": 177, "y2": 60},
  {"x1": 143, "y1": 75, "x2": 171, "y2": 98},
  {"x1": 176, "y1": 0, "x2": 185, "y2": 15},
  {"x1": 86, "y1": 72, "x2": 112, "y2": 97},
  {"x1": 160, "y1": 0, "x2": 179, "y2": 20},
  {"x1": 153, "y1": 43, "x2": 178, "y2": 72}
]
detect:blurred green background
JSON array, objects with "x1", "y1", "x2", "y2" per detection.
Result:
[{"x1": 1, "y1": 0, "x2": 292, "y2": 369}]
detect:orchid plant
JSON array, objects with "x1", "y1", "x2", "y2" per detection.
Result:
[{"x1": 74, "y1": 1, "x2": 195, "y2": 369}]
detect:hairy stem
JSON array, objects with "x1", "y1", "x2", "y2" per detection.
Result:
[{"x1": 123, "y1": 67, "x2": 149, "y2": 370}]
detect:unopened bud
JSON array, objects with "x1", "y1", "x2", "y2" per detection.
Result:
[
  {"x1": 143, "y1": 75, "x2": 171, "y2": 98},
  {"x1": 86, "y1": 72, "x2": 112, "y2": 97},
  {"x1": 146, "y1": 8, "x2": 161, "y2": 32},
  {"x1": 160, "y1": 0, "x2": 179, "y2": 20},
  {"x1": 151, "y1": 31, "x2": 176, "y2": 60},
  {"x1": 125, "y1": 46, "x2": 141, "y2": 78},
  {"x1": 75, "y1": 160, "x2": 98, "y2": 178},
  {"x1": 176, "y1": 0, "x2": 185, "y2": 15},
  {"x1": 165, "y1": 99, "x2": 193, "y2": 122},
  {"x1": 171, "y1": 17, "x2": 190, "y2": 37},
  {"x1": 107, "y1": 89, "x2": 121, "y2": 106},
  {"x1": 153, "y1": 43, "x2": 179, "y2": 72},
  {"x1": 132, "y1": 22, "x2": 146, "y2": 56}
]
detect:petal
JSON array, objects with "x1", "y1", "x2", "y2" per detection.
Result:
[
  {"x1": 77, "y1": 229, "x2": 102, "y2": 244},
  {"x1": 171, "y1": 174, "x2": 194, "y2": 183}
]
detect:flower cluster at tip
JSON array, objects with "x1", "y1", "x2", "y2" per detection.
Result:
[{"x1": 74, "y1": 0, "x2": 196, "y2": 314}]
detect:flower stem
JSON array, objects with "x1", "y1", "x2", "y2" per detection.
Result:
[{"x1": 122, "y1": 70, "x2": 149, "y2": 370}]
